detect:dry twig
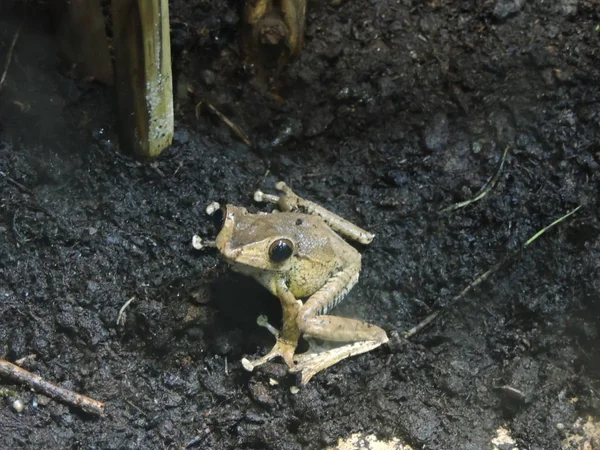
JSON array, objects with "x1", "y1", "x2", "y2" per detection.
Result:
[
  {"x1": 0, "y1": 170, "x2": 34, "y2": 196},
  {"x1": 441, "y1": 146, "x2": 510, "y2": 213},
  {"x1": 0, "y1": 359, "x2": 105, "y2": 415},
  {"x1": 117, "y1": 296, "x2": 136, "y2": 326},
  {"x1": 0, "y1": 24, "x2": 22, "y2": 93},
  {"x1": 404, "y1": 205, "x2": 583, "y2": 339},
  {"x1": 195, "y1": 100, "x2": 253, "y2": 147}
]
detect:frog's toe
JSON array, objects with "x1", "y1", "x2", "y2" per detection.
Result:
[
  {"x1": 291, "y1": 340, "x2": 387, "y2": 384},
  {"x1": 241, "y1": 338, "x2": 297, "y2": 373},
  {"x1": 241, "y1": 357, "x2": 261, "y2": 372}
]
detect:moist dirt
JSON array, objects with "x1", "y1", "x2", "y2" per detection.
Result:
[{"x1": 1, "y1": 1, "x2": 599, "y2": 449}]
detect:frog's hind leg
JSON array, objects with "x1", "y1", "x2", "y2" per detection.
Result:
[
  {"x1": 242, "y1": 279, "x2": 302, "y2": 373},
  {"x1": 292, "y1": 338, "x2": 386, "y2": 385},
  {"x1": 241, "y1": 328, "x2": 297, "y2": 372},
  {"x1": 292, "y1": 267, "x2": 389, "y2": 384}
]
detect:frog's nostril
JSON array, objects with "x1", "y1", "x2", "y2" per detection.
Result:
[{"x1": 269, "y1": 238, "x2": 294, "y2": 262}]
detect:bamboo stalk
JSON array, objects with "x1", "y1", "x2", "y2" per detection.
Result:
[{"x1": 112, "y1": 0, "x2": 174, "y2": 159}]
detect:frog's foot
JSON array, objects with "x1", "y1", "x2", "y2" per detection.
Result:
[
  {"x1": 241, "y1": 337, "x2": 297, "y2": 372},
  {"x1": 290, "y1": 338, "x2": 388, "y2": 385},
  {"x1": 241, "y1": 315, "x2": 297, "y2": 372}
]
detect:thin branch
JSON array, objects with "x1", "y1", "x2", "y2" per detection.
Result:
[
  {"x1": 0, "y1": 24, "x2": 22, "y2": 92},
  {"x1": 404, "y1": 204, "x2": 583, "y2": 339},
  {"x1": 525, "y1": 205, "x2": 582, "y2": 246},
  {"x1": 0, "y1": 359, "x2": 105, "y2": 415},
  {"x1": 195, "y1": 100, "x2": 253, "y2": 147},
  {"x1": 117, "y1": 296, "x2": 136, "y2": 326},
  {"x1": 441, "y1": 146, "x2": 510, "y2": 213},
  {"x1": 0, "y1": 170, "x2": 34, "y2": 196}
]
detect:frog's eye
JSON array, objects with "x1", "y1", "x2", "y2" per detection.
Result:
[{"x1": 269, "y1": 238, "x2": 294, "y2": 263}]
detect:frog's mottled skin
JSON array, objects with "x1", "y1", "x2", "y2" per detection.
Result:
[
  {"x1": 200, "y1": 182, "x2": 388, "y2": 384},
  {"x1": 216, "y1": 210, "x2": 357, "y2": 298}
]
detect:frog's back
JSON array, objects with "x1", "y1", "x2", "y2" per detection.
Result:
[
  {"x1": 233, "y1": 211, "x2": 359, "y2": 265},
  {"x1": 286, "y1": 212, "x2": 360, "y2": 297}
]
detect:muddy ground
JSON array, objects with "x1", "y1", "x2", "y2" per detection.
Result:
[{"x1": 1, "y1": 0, "x2": 599, "y2": 449}]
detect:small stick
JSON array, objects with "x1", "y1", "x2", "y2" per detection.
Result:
[
  {"x1": 195, "y1": 100, "x2": 253, "y2": 147},
  {"x1": 117, "y1": 296, "x2": 136, "y2": 326},
  {"x1": 0, "y1": 24, "x2": 22, "y2": 92},
  {"x1": 441, "y1": 146, "x2": 510, "y2": 213},
  {"x1": 404, "y1": 205, "x2": 583, "y2": 339},
  {"x1": 499, "y1": 385, "x2": 527, "y2": 402},
  {"x1": 0, "y1": 359, "x2": 105, "y2": 415},
  {"x1": 404, "y1": 263, "x2": 500, "y2": 339},
  {"x1": 0, "y1": 170, "x2": 34, "y2": 196},
  {"x1": 524, "y1": 205, "x2": 582, "y2": 246},
  {"x1": 403, "y1": 310, "x2": 440, "y2": 340}
]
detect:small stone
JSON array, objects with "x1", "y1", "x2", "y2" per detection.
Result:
[
  {"x1": 37, "y1": 395, "x2": 51, "y2": 406},
  {"x1": 559, "y1": 0, "x2": 578, "y2": 16},
  {"x1": 389, "y1": 21, "x2": 403, "y2": 32},
  {"x1": 173, "y1": 129, "x2": 190, "y2": 145},
  {"x1": 86, "y1": 281, "x2": 100, "y2": 292},
  {"x1": 200, "y1": 70, "x2": 216, "y2": 86},
  {"x1": 248, "y1": 382, "x2": 276, "y2": 407},
  {"x1": 424, "y1": 112, "x2": 449, "y2": 151},
  {"x1": 271, "y1": 119, "x2": 303, "y2": 147},
  {"x1": 493, "y1": 0, "x2": 525, "y2": 20},
  {"x1": 12, "y1": 399, "x2": 24, "y2": 413},
  {"x1": 378, "y1": 77, "x2": 397, "y2": 98}
]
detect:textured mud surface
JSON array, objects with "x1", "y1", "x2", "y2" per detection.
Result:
[{"x1": 1, "y1": 1, "x2": 599, "y2": 448}]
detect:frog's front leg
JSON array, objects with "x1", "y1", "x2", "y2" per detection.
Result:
[
  {"x1": 241, "y1": 278, "x2": 302, "y2": 372},
  {"x1": 292, "y1": 267, "x2": 389, "y2": 384},
  {"x1": 254, "y1": 182, "x2": 375, "y2": 244}
]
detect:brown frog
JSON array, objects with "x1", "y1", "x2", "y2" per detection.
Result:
[
  {"x1": 242, "y1": 0, "x2": 306, "y2": 87},
  {"x1": 194, "y1": 182, "x2": 388, "y2": 384}
]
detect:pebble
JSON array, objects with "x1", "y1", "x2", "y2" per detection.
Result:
[
  {"x1": 493, "y1": 0, "x2": 525, "y2": 20},
  {"x1": 12, "y1": 399, "x2": 24, "y2": 413},
  {"x1": 248, "y1": 382, "x2": 276, "y2": 407},
  {"x1": 423, "y1": 112, "x2": 449, "y2": 152},
  {"x1": 559, "y1": 0, "x2": 578, "y2": 16}
]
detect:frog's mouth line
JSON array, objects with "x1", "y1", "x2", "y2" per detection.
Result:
[
  {"x1": 224, "y1": 258, "x2": 289, "y2": 273},
  {"x1": 220, "y1": 243, "x2": 290, "y2": 274}
]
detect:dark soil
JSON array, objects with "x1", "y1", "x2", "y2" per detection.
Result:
[{"x1": 1, "y1": 1, "x2": 600, "y2": 449}]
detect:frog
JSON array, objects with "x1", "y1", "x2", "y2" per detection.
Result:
[
  {"x1": 194, "y1": 182, "x2": 388, "y2": 384},
  {"x1": 241, "y1": 0, "x2": 306, "y2": 92},
  {"x1": 244, "y1": 0, "x2": 305, "y2": 54}
]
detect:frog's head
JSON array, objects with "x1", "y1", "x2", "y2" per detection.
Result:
[{"x1": 210, "y1": 204, "x2": 296, "y2": 274}]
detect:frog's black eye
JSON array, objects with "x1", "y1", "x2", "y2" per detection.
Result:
[
  {"x1": 269, "y1": 239, "x2": 294, "y2": 263},
  {"x1": 212, "y1": 207, "x2": 226, "y2": 231}
]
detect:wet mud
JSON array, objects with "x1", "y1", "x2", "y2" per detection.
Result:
[{"x1": 1, "y1": 0, "x2": 599, "y2": 448}]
